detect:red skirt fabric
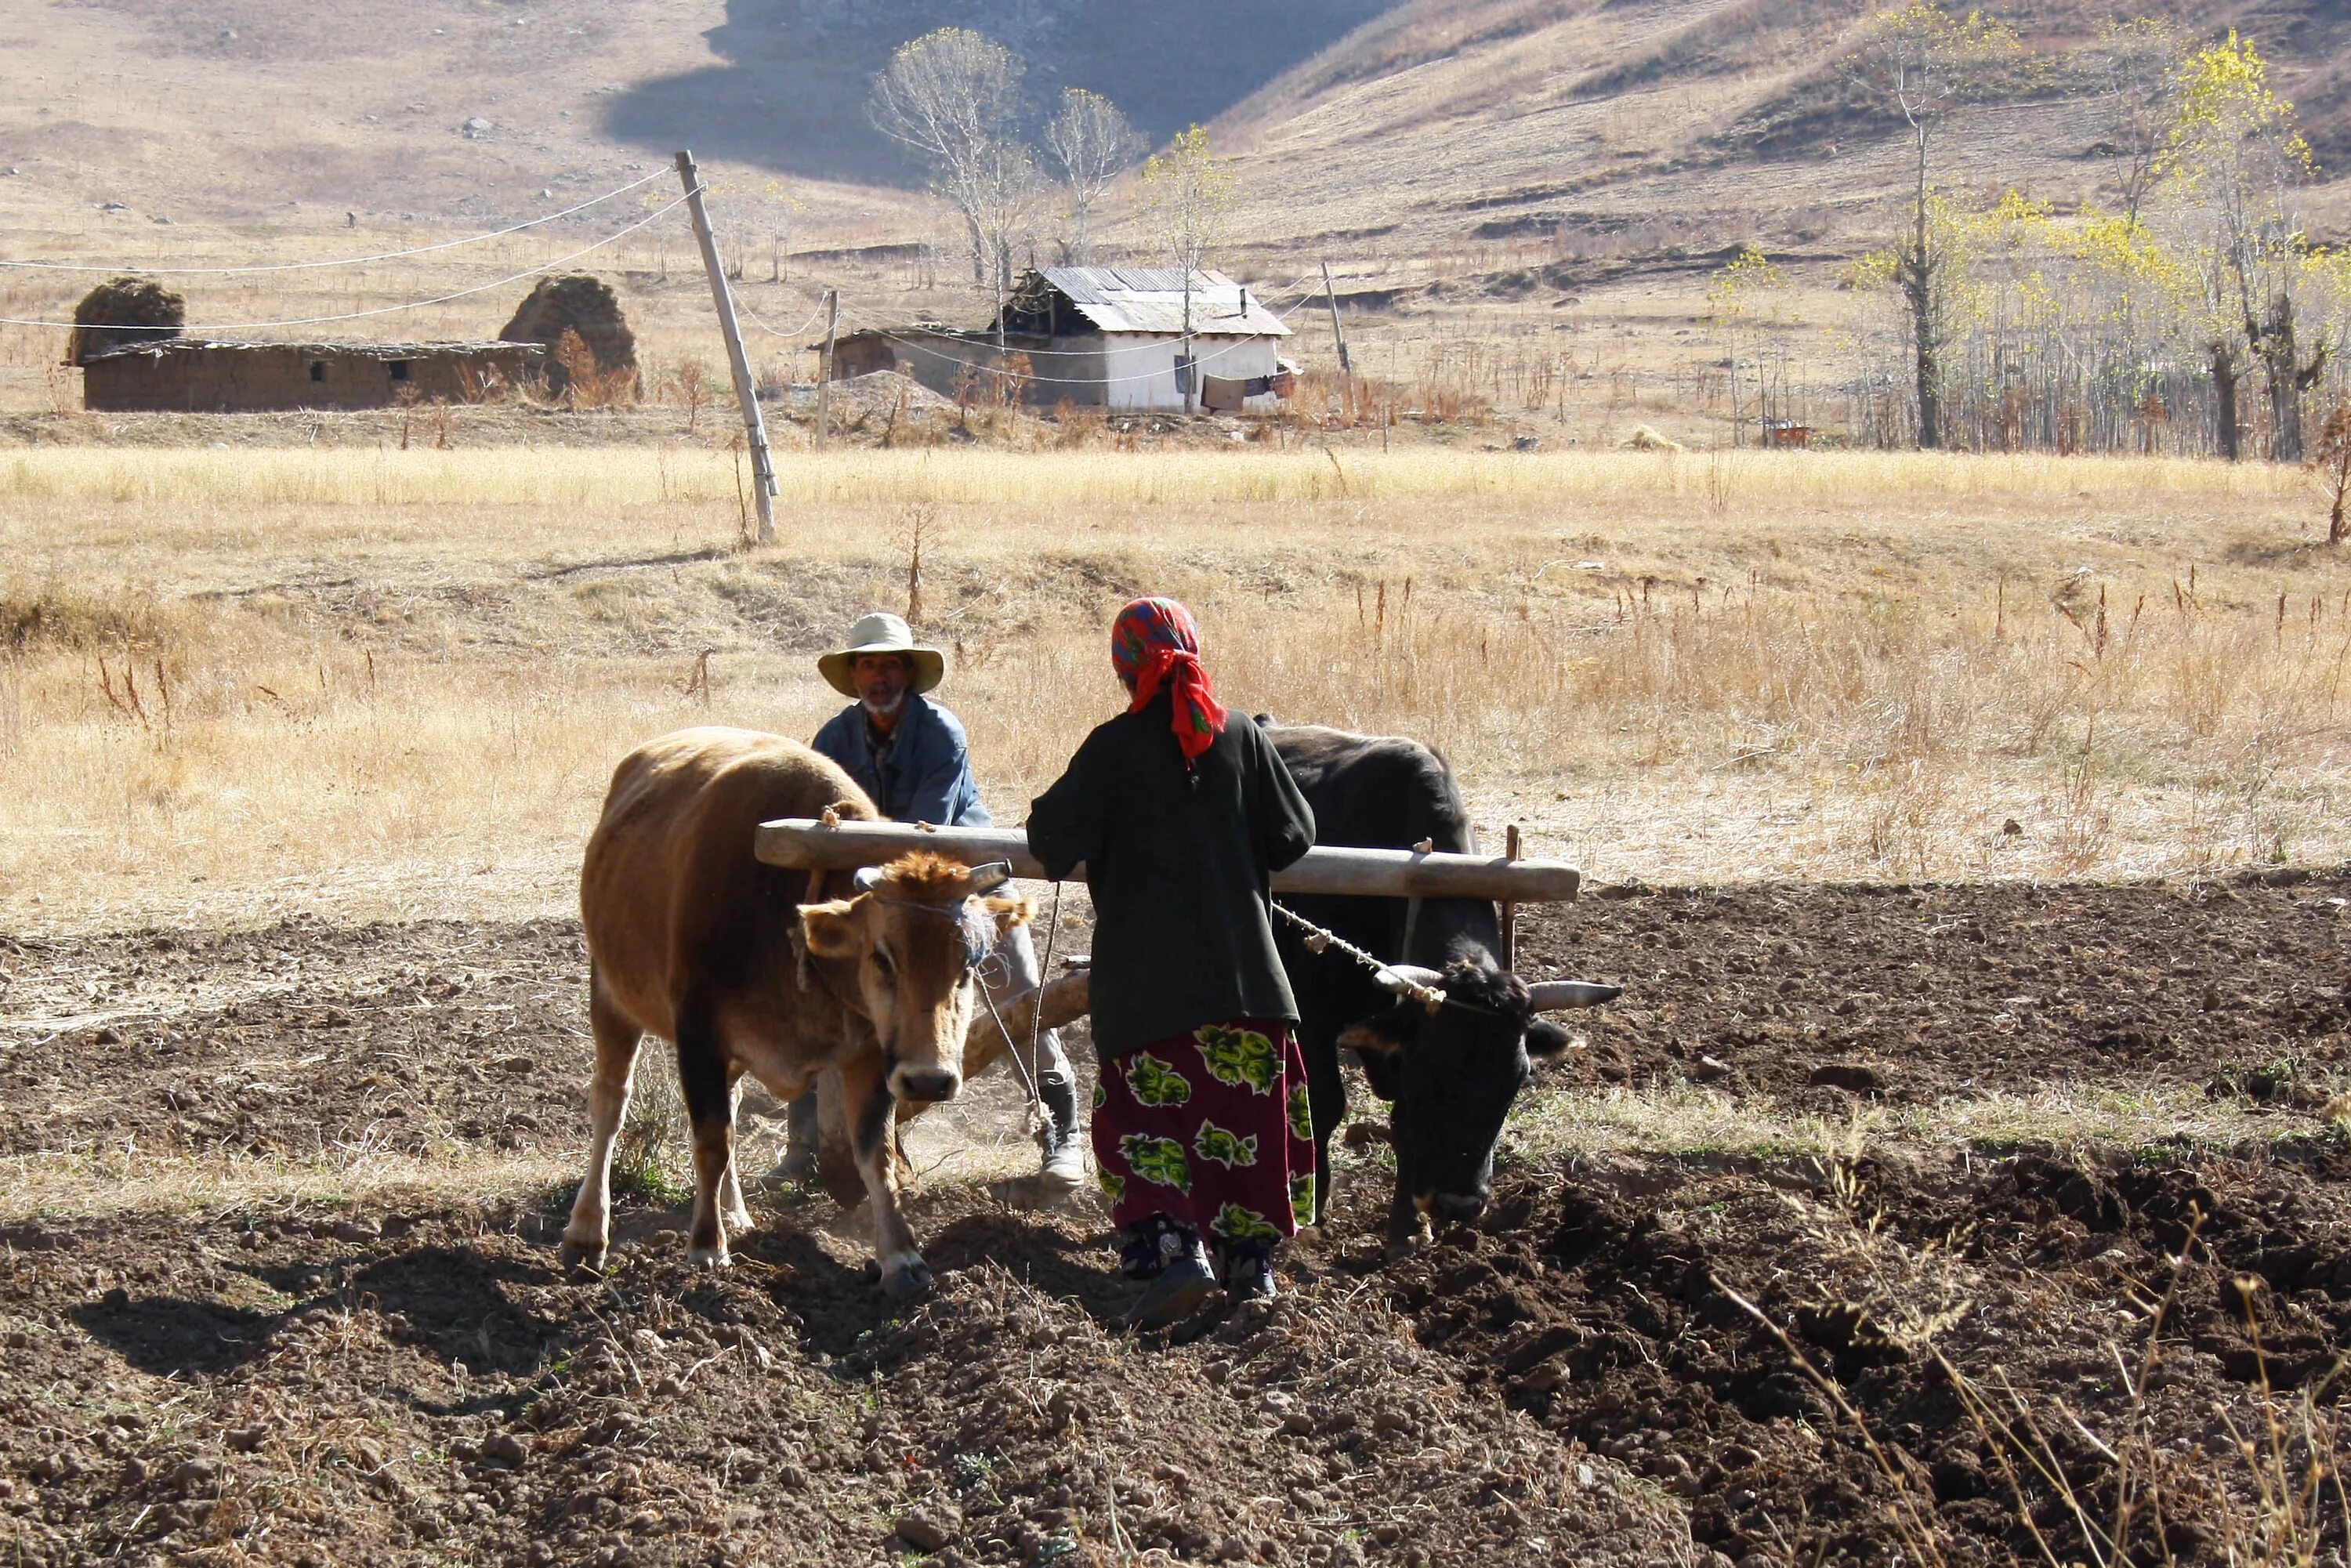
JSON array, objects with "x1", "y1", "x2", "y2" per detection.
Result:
[{"x1": 1091, "y1": 1019, "x2": 1317, "y2": 1247}]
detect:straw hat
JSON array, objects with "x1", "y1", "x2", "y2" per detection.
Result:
[{"x1": 817, "y1": 611, "x2": 946, "y2": 699}]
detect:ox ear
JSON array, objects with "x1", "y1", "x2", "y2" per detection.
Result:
[
  {"x1": 1525, "y1": 1018, "x2": 1576, "y2": 1060},
  {"x1": 799, "y1": 898, "x2": 865, "y2": 960},
  {"x1": 1338, "y1": 1003, "x2": 1419, "y2": 1060},
  {"x1": 983, "y1": 894, "x2": 1034, "y2": 936}
]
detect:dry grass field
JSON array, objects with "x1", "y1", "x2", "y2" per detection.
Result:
[{"x1": 2, "y1": 443, "x2": 2342, "y2": 932}]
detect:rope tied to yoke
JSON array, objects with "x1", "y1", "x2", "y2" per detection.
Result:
[
  {"x1": 969, "y1": 880, "x2": 1063, "y2": 1139},
  {"x1": 1270, "y1": 900, "x2": 1449, "y2": 1012}
]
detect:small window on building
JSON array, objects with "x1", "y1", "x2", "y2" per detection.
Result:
[
  {"x1": 388, "y1": 360, "x2": 411, "y2": 382},
  {"x1": 1174, "y1": 354, "x2": 1196, "y2": 395},
  {"x1": 309, "y1": 361, "x2": 327, "y2": 382}
]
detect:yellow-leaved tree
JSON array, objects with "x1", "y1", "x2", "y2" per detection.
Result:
[
  {"x1": 2156, "y1": 31, "x2": 2326, "y2": 461},
  {"x1": 1840, "y1": 2, "x2": 2022, "y2": 450},
  {"x1": 1139, "y1": 126, "x2": 1238, "y2": 415}
]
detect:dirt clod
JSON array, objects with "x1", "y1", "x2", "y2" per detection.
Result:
[{"x1": 894, "y1": 1507, "x2": 959, "y2": 1552}]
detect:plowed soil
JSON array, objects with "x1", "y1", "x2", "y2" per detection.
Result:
[{"x1": 3, "y1": 873, "x2": 2350, "y2": 1567}]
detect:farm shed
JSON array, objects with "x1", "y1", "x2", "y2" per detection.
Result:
[
  {"x1": 80, "y1": 339, "x2": 546, "y2": 413},
  {"x1": 828, "y1": 266, "x2": 1294, "y2": 414}
]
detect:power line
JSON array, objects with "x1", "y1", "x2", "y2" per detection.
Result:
[
  {"x1": 739, "y1": 297, "x2": 830, "y2": 341},
  {"x1": 0, "y1": 170, "x2": 672, "y2": 275},
  {"x1": 0, "y1": 195, "x2": 690, "y2": 334}
]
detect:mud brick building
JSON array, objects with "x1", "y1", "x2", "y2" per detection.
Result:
[{"x1": 80, "y1": 339, "x2": 546, "y2": 412}]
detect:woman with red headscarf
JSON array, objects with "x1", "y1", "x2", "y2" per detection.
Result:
[{"x1": 1028, "y1": 597, "x2": 1319, "y2": 1327}]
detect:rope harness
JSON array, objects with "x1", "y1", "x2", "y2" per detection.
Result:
[
  {"x1": 1270, "y1": 900, "x2": 1523, "y2": 1020},
  {"x1": 880, "y1": 884, "x2": 1060, "y2": 1137},
  {"x1": 1270, "y1": 900, "x2": 1446, "y2": 1010}
]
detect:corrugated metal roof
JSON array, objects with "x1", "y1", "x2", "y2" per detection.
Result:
[{"x1": 1035, "y1": 266, "x2": 1291, "y2": 338}]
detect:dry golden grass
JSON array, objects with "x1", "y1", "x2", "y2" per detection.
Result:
[
  {"x1": 1505, "y1": 1077, "x2": 2309, "y2": 1166},
  {"x1": 3, "y1": 444, "x2": 2346, "y2": 932},
  {"x1": 0, "y1": 1146, "x2": 575, "y2": 1222}
]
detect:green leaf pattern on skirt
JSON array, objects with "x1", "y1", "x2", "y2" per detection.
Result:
[
  {"x1": 1193, "y1": 1121, "x2": 1258, "y2": 1169},
  {"x1": 1121, "y1": 1134, "x2": 1191, "y2": 1193},
  {"x1": 1194, "y1": 1025, "x2": 1279, "y2": 1094},
  {"x1": 1209, "y1": 1203, "x2": 1283, "y2": 1244},
  {"x1": 1124, "y1": 1052, "x2": 1194, "y2": 1107}
]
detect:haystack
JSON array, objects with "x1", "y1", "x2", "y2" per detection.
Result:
[
  {"x1": 67, "y1": 277, "x2": 185, "y2": 366},
  {"x1": 498, "y1": 273, "x2": 636, "y2": 397}
]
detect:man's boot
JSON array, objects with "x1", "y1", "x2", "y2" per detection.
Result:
[{"x1": 1034, "y1": 1070, "x2": 1087, "y2": 1195}]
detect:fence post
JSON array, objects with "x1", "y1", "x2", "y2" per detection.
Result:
[
  {"x1": 676, "y1": 149, "x2": 777, "y2": 545},
  {"x1": 815, "y1": 288, "x2": 839, "y2": 452},
  {"x1": 1502, "y1": 824, "x2": 1521, "y2": 970}
]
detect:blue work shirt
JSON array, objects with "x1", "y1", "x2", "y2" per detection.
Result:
[{"x1": 810, "y1": 694, "x2": 992, "y2": 827}]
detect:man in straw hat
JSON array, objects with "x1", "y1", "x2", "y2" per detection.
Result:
[{"x1": 776, "y1": 611, "x2": 1086, "y2": 1195}]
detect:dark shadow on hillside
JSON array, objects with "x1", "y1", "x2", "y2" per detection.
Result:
[{"x1": 605, "y1": 0, "x2": 1399, "y2": 187}]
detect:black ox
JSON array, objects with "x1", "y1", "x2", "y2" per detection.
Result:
[{"x1": 1266, "y1": 722, "x2": 1621, "y2": 1256}]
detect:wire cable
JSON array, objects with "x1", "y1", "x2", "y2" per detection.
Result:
[
  {"x1": 0, "y1": 170, "x2": 672, "y2": 275},
  {"x1": 1, "y1": 195, "x2": 690, "y2": 334},
  {"x1": 739, "y1": 297, "x2": 830, "y2": 341}
]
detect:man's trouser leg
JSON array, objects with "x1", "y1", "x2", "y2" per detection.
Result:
[
  {"x1": 776, "y1": 1085, "x2": 821, "y2": 1181},
  {"x1": 996, "y1": 922, "x2": 1085, "y2": 1189}
]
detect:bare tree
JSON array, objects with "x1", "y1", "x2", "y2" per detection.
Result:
[
  {"x1": 2090, "y1": 17, "x2": 2186, "y2": 226},
  {"x1": 1044, "y1": 88, "x2": 1145, "y2": 266},
  {"x1": 1842, "y1": 3, "x2": 2021, "y2": 450},
  {"x1": 868, "y1": 27, "x2": 1038, "y2": 330},
  {"x1": 1139, "y1": 125, "x2": 1237, "y2": 414}
]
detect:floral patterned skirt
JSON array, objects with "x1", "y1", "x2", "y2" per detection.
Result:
[{"x1": 1092, "y1": 1019, "x2": 1317, "y2": 1260}]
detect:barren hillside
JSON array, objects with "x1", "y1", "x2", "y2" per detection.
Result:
[{"x1": 2, "y1": 0, "x2": 2342, "y2": 251}]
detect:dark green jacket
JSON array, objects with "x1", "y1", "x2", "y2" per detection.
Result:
[{"x1": 1027, "y1": 697, "x2": 1315, "y2": 1059}]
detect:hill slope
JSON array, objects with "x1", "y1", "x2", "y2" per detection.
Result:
[{"x1": 0, "y1": 0, "x2": 2343, "y2": 299}]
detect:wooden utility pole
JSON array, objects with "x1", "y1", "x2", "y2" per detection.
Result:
[
  {"x1": 1321, "y1": 259, "x2": 1352, "y2": 376},
  {"x1": 676, "y1": 149, "x2": 777, "y2": 545},
  {"x1": 814, "y1": 288, "x2": 839, "y2": 452}
]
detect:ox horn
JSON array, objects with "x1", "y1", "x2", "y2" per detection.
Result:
[
  {"x1": 1374, "y1": 964, "x2": 1446, "y2": 994},
  {"x1": 1527, "y1": 980, "x2": 1623, "y2": 1012},
  {"x1": 1375, "y1": 964, "x2": 1448, "y2": 1014}
]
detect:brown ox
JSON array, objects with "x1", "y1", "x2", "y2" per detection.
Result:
[{"x1": 562, "y1": 726, "x2": 1029, "y2": 1295}]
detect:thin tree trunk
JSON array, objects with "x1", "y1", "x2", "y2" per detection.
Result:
[
  {"x1": 2261, "y1": 292, "x2": 2307, "y2": 463},
  {"x1": 2210, "y1": 341, "x2": 2242, "y2": 462},
  {"x1": 1906, "y1": 126, "x2": 1941, "y2": 451}
]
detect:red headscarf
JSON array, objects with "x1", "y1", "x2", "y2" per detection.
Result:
[{"x1": 1110, "y1": 596, "x2": 1227, "y2": 766}]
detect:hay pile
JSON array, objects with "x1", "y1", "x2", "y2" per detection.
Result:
[
  {"x1": 498, "y1": 273, "x2": 636, "y2": 399},
  {"x1": 67, "y1": 277, "x2": 185, "y2": 366}
]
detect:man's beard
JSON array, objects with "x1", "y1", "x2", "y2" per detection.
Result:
[{"x1": 863, "y1": 691, "x2": 906, "y2": 718}]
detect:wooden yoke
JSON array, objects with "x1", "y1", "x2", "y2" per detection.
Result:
[{"x1": 756, "y1": 819, "x2": 1581, "y2": 903}]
